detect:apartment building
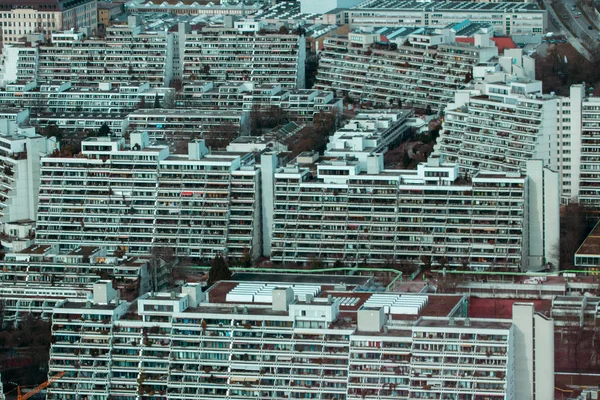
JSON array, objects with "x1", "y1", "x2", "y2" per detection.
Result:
[
  {"x1": 315, "y1": 28, "x2": 497, "y2": 111},
  {"x1": 269, "y1": 154, "x2": 558, "y2": 271},
  {"x1": 30, "y1": 112, "x2": 129, "y2": 135},
  {"x1": 177, "y1": 81, "x2": 342, "y2": 123},
  {"x1": 0, "y1": 45, "x2": 38, "y2": 87},
  {"x1": 324, "y1": 110, "x2": 412, "y2": 169},
  {"x1": 46, "y1": 279, "x2": 553, "y2": 400},
  {"x1": 35, "y1": 132, "x2": 261, "y2": 262},
  {"x1": 124, "y1": 1, "x2": 262, "y2": 15},
  {"x1": 0, "y1": 0, "x2": 98, "y2": 45},
  {"x1": 0, "y1": 244, "x2": 151, "y2": 326},
  {"x1": 0, "y1": 115, "x2": 58, "y2": 230},
  {"x1": 29, "y1": 16, "x2": 174, "y2": 88},
  {"x1": 0, "y1": 81, "x2": 175, "y2": 115},
  {"x1": 347, "y1": 0, "x2": 547, "y2": 37},
  {"x1": 180, "y1": 23, "x2": 306, "y2": 90},
  {"x1": 125, "y1": 109, "x2": 249, "y2": 140}
]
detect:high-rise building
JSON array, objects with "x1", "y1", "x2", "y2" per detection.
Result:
[
  {"x1": 315, "y1": 28, "x2": 497, "y2": 111},
  {"x1": 179, "y1": 23, "x2": 306, "y2": 90},
  {"x1": 0, "y1": 113, "x2": 58, "y2": 237},
  {"x1": 35, "y1": 132, "x2": 261, "y2": 262},
  {"x1": 0, "y1": 0, "x2": 98, "y2": 45},
  {"x1": 269, "y1": 154, "x2": 558, "y2": 271},
  {"x1": 46, "y1": 278, "x2": 554, "y2": 400}
]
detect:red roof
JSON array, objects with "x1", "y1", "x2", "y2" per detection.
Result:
[
  {"x1": 491, "y1": 37, "x2": 518, "y2": 53},
  {"x1": 455, "y1": 37, "x2": 475, "y2": 45},
  {"x1": 455, "y1": 36, "x2": 518, "y2": 54}
]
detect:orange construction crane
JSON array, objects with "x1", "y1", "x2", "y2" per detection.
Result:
[{"x1": 17, "y1": 372, "x2": 65, "y2": 400}]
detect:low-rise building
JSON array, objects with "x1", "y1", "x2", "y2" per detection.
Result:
[
  {"x1": 46, "y1": 278, "x2": 554, "y2": 400},
  {"x1": 177, "y1": 81, "x2": 342, "y2": 123},
  {"x1": 346, "y1": 0, "x2": 546, "y2": 37},
  {"x1": 125, "y1": 108, "x2": 250, "y2": 141},
  {"x1": 0, "y1": 81, "x2": 175, "y2": 115},
  {"x1": 0, "y1": 245, "x2": 152, "y2": 326}
]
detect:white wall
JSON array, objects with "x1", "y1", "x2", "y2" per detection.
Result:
[{"x1": 300, "y1": 0, "x2": 363, "y2": 14}]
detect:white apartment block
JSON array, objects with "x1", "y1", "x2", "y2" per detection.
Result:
[
  {"x1": 324, "y1": 110, "x2": 412, "y2": 169},
  {"x1": 0, "y1": 244, "x2": 151, "y2": 326},
  {"x1": 178, "y1": 81, "x2": 343, "y2": 123},
  {"x1": 0, "y1": 45, "x2": 38, "y2": 87},
  {"x1": 0, "y1": 16, "x2": 174, "y2": 89},
  {"x1": 269, "y1": 154, "x2": 558, "y2": 271},
  {"x1": 315, "y1": 28, "x2": 498, "y2": 111},
  {"x1": 125, "y1": 109, "x2": 250, "y2": 140},
  {"x1": 300, "y1": 0, "x2": 363, "y2": 14},
  {"x1": 0, "y1": 0, "x2": 97, "y2": 45},
  {"x1": 434, "y1": 78, "x2": 558, "y2": 175},
  {"x1": 0, "y1": 81, "x2": 175, "y2": 114},
  {"x1": 435, "y1": 74, "x2": 599, "y2": 205},
  {"x1": 180, "y1": 24, "x2": 306, "y2": 90},
  {"x1": 30, "y1": 112, "x2": 129, "y2": 135},
  {"x1": 347, "y1": 0, "x2": 547, "y2": 37},
  {"x1": 46, "y1": 279, "x2": 553, "y2": 400},
  {"x1": 0, "y1": 115, "x2": 58, "y2": 229},
  {"x1": 35, "y1": 132, "x2": 261, "y2": 262}
]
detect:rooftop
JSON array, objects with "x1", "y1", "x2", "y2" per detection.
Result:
[{"x1": 353, "y1": 0, "x2": 542, "y2": 12}]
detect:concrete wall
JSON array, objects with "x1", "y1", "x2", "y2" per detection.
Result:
[{"x1": 301, "y1": 0, "x2": 363, "y2": 14}]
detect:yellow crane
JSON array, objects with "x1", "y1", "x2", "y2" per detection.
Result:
[{"x1": 17, "y1": 372, "x2": 65, "y2": 400}]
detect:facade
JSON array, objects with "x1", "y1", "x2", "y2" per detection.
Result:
[
  {"x1": 300, "y1": 0, "x2": 363, "y2": 14},
  {"x1": 0, "y1": 244, "x2": 151, "y2": 326},
  {"x1": 180, "y1": 24, "x2": 306, "y2": 90},
  {"x1": 0, "y1": 116, "x2": 58, "y2": 228},
  {"x1": 125, "y1": 109, "x2": 250, "y2": 140},
  {"x1": 0, "y1": 16, "x2": 175, "y2": 89},
  {"x1": 97, "y1": 1, "x2": 122, "y2": 29},
  {"x1": 347, "y1": 0, "x2": 547, "y2": 37},
  {"x1": 315, "y1": 28, "x2": 497, "y2": 111},
  {"x1": 269, "y1": 155, "x2": 558, "y2": 271},
  {"x1": 0, "y1": 0, "x2": 98, "y2": 45},
  {"x1": 0, "y1": 81, "x2": 175, "y2": 115},
  {"x1": 434, "y1": 75, "x2": 590, "y2": 206},
  {"x1": 124, "y1": 1, "x2": 262, "y2": 16},
  {"x1": 177, "y1": 81, "x2": 342, "y2": 123},
  {"x1": 30, "y1": 112, "x2": 129, "y2": 135},
  {"x1": 46, "y1": 279, "x2": 553, "y2": 400},
  {"x1": 35, "y1": 132, "x2": 261, "y2": 262},
  {"x1": 0, "y1": 45, "x2": 38, "y2": 87}
]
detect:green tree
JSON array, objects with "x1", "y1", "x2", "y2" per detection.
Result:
[
  {"x1": 207, "y1": 255, "x2": 232, "y2": 286},
  {"x1": 98, "y1": 123, "x2": 111, "y2": 136},
  {"x1": 153, "y1": 93, "x2": 161, "y2": 109}
]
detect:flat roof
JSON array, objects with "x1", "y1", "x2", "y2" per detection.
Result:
[
  {"x1": 353, "y1": 0, "x2": 542, "y2": 12},
  {"x1": 231, "y1": 272, "x2": 372, "y2": 286}
]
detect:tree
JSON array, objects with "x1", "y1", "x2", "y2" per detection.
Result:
[
  {"x1": 153, "y1": 93, "x2": 161, "y2": 109},
  {"x1": 207, "y1": 255, "x2": 232, "y2": 286},
  {"x1": 98, "y1": 123, "x2": 111, "y2": 137}
]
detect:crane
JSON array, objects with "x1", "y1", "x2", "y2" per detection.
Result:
[{"x1": 17, "y1": 372, "x2": 65, "y2": 400}]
